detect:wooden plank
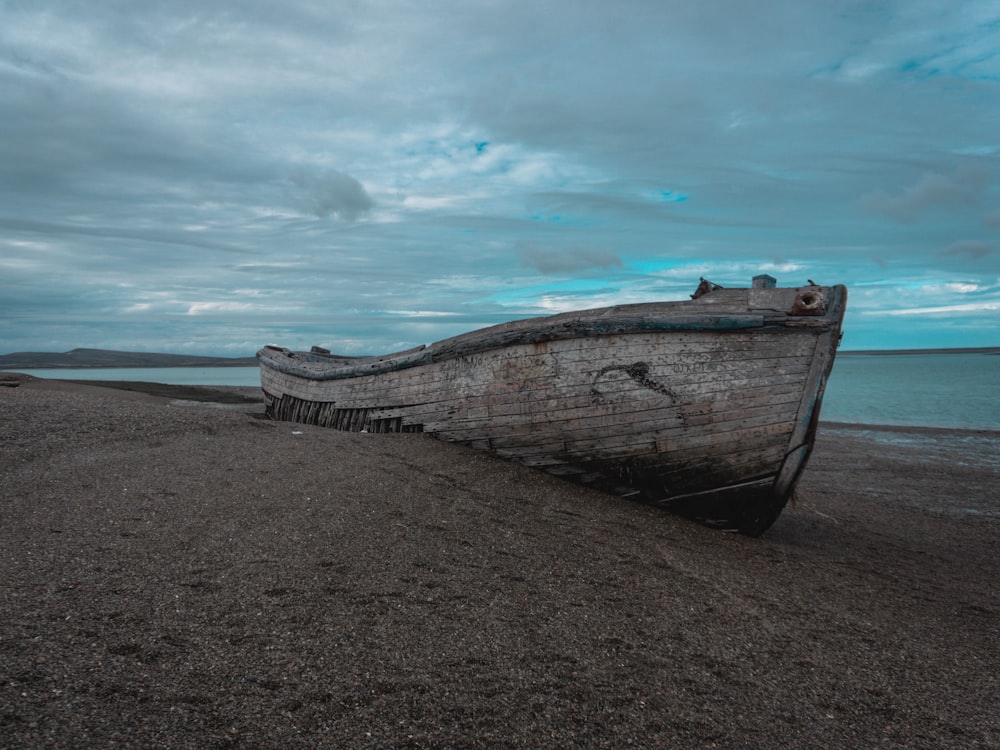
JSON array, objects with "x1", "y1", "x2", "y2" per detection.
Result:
[
  {"x1": 260, "y1": 323, "x2": 823, "y2": 390},
  {"x1": 284, "y1": 345, "x2": 815, "y2": 416}
]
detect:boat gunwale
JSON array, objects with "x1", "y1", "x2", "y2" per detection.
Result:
[{"x1": 258, "y1": 287, "x2": 846, "y2": 383}]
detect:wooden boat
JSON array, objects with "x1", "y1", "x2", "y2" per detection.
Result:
[{"x1": 258, "y1": 276, "x2": 846, "y2": 535}]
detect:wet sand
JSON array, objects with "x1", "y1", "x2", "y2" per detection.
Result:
[{"x1": 1, "y1": 375, "x2": 998, "y2": 748}]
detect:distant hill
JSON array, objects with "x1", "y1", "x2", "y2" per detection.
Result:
[{"x1": 0, "y1": 348, "x2": 258, "y2": 369}]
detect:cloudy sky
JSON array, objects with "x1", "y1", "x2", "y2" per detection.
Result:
[{"x1": 2, "y1": 0, "x2": 998, "y2": 356}]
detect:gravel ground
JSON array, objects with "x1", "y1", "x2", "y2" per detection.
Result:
[{"x1": 1, "y1": 376, "x2": 998, "y2": 749}]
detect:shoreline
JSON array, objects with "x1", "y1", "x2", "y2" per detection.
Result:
[
  {"x1": 0, "y1": 372, "x2": 263, "y2": 407},
  {"x1": 2, "y1": 374, "x2": 997, "y2": 748},
  {"x1": 6, "y1": 372, "x2": 999, "y2": 436}
]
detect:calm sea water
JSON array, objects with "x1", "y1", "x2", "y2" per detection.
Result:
[
  {"x1": 821, "y1": 353, "x2": 998, "y2": 431},
  {"x1": 6, "y1": 353, "x2": 999, "y2": 430}
]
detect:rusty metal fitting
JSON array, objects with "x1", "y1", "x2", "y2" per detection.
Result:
[{"x1": 792, "y1": 288, "x2": 825, "y2": 316}]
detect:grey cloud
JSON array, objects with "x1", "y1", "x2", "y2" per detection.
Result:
[
  {"x1": 943, "y1": 240, "x2": 995, "y2": 259},
  {"x1": 287, "y1": 169, "x2": 374, "y2": 220},
  {"x1": 517, "y1": 243, "x2": 623, "y2": 273},
  {"x1": 0, "y1": 217, "x2": 245, "y2": 254},
  {"x1": 861, "y1": 169, "x2": 989, "y2": 223}
]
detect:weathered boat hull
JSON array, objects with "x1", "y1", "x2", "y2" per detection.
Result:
[{"x1": 258, "y1": 282, "x2": 847, "y2": 535}]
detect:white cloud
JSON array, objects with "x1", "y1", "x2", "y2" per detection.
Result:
[
  {"x1": 875, "y1": 302, "x2": 999, "y2": 316},
  {"x1": 943, "y1": 282, "x2": 981, "y2": 293},
  {"x1": 186, "y1": 302, "x2": 255, "y2": 315}
]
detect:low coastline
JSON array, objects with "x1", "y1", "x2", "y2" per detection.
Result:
[
  {"x1": 0, "y1": 373, "x2": 263, "y2": 407},
  {"x1": 2, "y1": 376, "x2": 997, "y2": 748}
]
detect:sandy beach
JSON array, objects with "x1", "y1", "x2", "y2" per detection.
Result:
[{"x1": 1, "y1": 374, "x2": 997, "y2": 749}]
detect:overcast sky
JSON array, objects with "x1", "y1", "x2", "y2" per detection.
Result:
[{"x1": 2, "y1": 0, "x2": 998, "y2": 356}]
